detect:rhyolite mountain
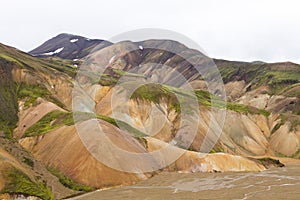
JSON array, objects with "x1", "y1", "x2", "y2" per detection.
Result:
[
  {"x1": 29, "y1": 33, "x2": 112, "y2": 60},
  {"x1": 0, "y1": 34, "x2": 299, "y2": 199}
]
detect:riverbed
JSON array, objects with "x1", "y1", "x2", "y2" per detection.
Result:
[{"x1": 70, "y1": 164, "x2": 300, "y2": 200}]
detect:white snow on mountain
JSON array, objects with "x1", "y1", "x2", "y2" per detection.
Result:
[
  {"x1": 42, "y1": 47, "x2": 64, "y2": 56},
  {"x1": 70, "y1": 39, "x2": 78, "y2": 43}
]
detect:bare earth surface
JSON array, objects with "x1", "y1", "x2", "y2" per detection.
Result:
[{"x1": 71, "y1": 164, "x2": 300, "y2": 200}]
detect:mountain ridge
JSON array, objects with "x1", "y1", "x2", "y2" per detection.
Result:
[{"x1": 29, "y1": 33, "x2": 300, "y2": 65}]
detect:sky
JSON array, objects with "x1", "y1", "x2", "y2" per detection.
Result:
[{"x1": 1, "y1": 0, "x2": 300, "y2": 63}]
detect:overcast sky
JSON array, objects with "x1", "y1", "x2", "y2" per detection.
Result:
[{"x1": 1, "y1": 0, "x2": 300, "y2": 63}]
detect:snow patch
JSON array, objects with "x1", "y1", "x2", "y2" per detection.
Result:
[
  {"x1": 42, "y1": 47, "x2": 64, "y2": 56},
  {"x1": 70, "y1": 38, "x2": 78, "y2": 43},
  {"x1": 139, "y1": 45, "x2": 143, "y2": 50}
]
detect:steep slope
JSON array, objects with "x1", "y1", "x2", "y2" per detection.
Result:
[
  {"x1": 29, "y1": 33, "x2": 112, "y2": 60},
  {"x1": 92, "y1": 85, "x2": 298, "y2": 158},
  {"x1": 215, "y1": 59, "x2": 300, "y2": 158},
  {"x1": 0, "y1": 43, "x2": 83, "y2": 199},
  {"x1": 20, "y1": 120, "x2": 153, "y2": 188},
  {"x1": 0, "y1": 58, "x2": 18, "y2": 137}
]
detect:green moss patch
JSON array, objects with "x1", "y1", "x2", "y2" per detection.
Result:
[
  {"x1": 17, "y1": 83, "x2": 65, "y2": 108},
  {"x1": 0, "y1": 59, "x2": 18, "y2": 138},
  {"x1": 25, "y1": 110, "x2": 146, "y2": 139},
  {"x1": 46, "y1": 166, "x2": 94, "y2": 192},
  {"x1": 74, "y1": 112, "x2": 146, "y2": 138},
  {"x1": 22, "y1": 157, "x2": 34, "y2": 168},
  {"x1": 195, "y1": 90, "x2": 270, "y2": 116},
  {"x1": 0, "y1": 54, "x2": 24, "y2": 67},
  {"x1": 17, "y1": 84, "x2": 50, "y2": 107},
  {"x1": 1, "y1": 167, "x2": 54, "y2": 200},
  {"x1": 130, "y1": 83, "x2": 181, "y2": 113},
  {"x1": 24, "y1": 111, "x2": 73, "y2": 137},
  {"x1": 129, "y1": 83, "x2": 270, "y2": 117}
]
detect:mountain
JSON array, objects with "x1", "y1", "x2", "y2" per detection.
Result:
[
  {"x1": 71, "y1": 39, "x2": 299, "y2": 157},
  {"x1": 29, "y1": 33, "x2": 112, "y2": 60},
  {"x1": 1, "y1": 35, "x2": 299, "y2": 199}
]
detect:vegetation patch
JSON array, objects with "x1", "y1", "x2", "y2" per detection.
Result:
[
  {"x1": 17, "y1": 83, "x2": 50, "y2": 107},
  {"x1": 24, "y1": 110, "x2": 73, "y2": 137},
  {"x1": 22, "y1": 157, "x2": 34, "y2": 168},
  {"x1": 0, "y1": 54, "x2": 24, "y2": 67},
  {"x1": 195, "y1": 90, "x2": 270, "y2": 116},
  {"x1": 0, "y1": 45, "x2": 71, "y2": 137},
  {"x1": 44, "y1": 57, "x2": 79, "y2": 77},
  {"x1": 1, "y1": 167, "x2": 54, "y2": 200},
  {"x1": 98, "y1": 74, "x2": 118, "y2": 86},
  {"x1": 129, "y1": 83, "x2": 270, "y2": 117},
  {"x1": 256, "y1": 157, "x2": 285, "y2": 168},
  {"x1": 25, "y1": 110, "x2": 146, "y2": 139},
  {"x1": 115, "y1": 120, "x2": 146, "y2": 138},
  {"x1": 271, "y1": 114, "x2": 300, "y2": 134},
  {"x1": 271, "y1": 114, "x2": 288, "y2": 134},
  {"x1": 74, "y1": 112, "x2": 146, "y2": 138},
  {"x1": 217, "y1": 60, "x2": 300, "y2": 95},
  {"x1": 112, "y1": 69, "x2": 146, "y2": 78},
  {"x1": 46, "y1": 166, "x2": 94, "y2": 192},
  {"x1": 210, "y1": 145, "x2": 224, "y2": 153},
  {"x1": 287, "y1": 88, "x2": 300, "y2": 98},
  {"x1": 291, "y1": 149, "x2": 300, "y2": 158},
  {"x1": 80, "y1": 70, "x2": 118, "y2": 86},
  {"x1": 0, "y1": 60, "x2": 18, "y2": 138},
  {"x1": 130, "y1": 83, "x2": 181, "y2": 113},
  {"x1": 267, "y1": 71, "x2": 300, "y2": 94},
  {"x1": 16, "y1": 83, "x2": 65, "y2": 108},
  {"x1": 257, "y1": 109, "x2": 271, "y2": 118},
  {"x1": 275, "y1": 151, "x2": 287, "y2": 158},
  {"x1": 0, "y1": 121, "x2": 15, "y2": 139}
]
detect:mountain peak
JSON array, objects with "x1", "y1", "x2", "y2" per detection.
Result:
[{"x1": 29, "y1": 33, "x2": 112, "y2": 60}]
